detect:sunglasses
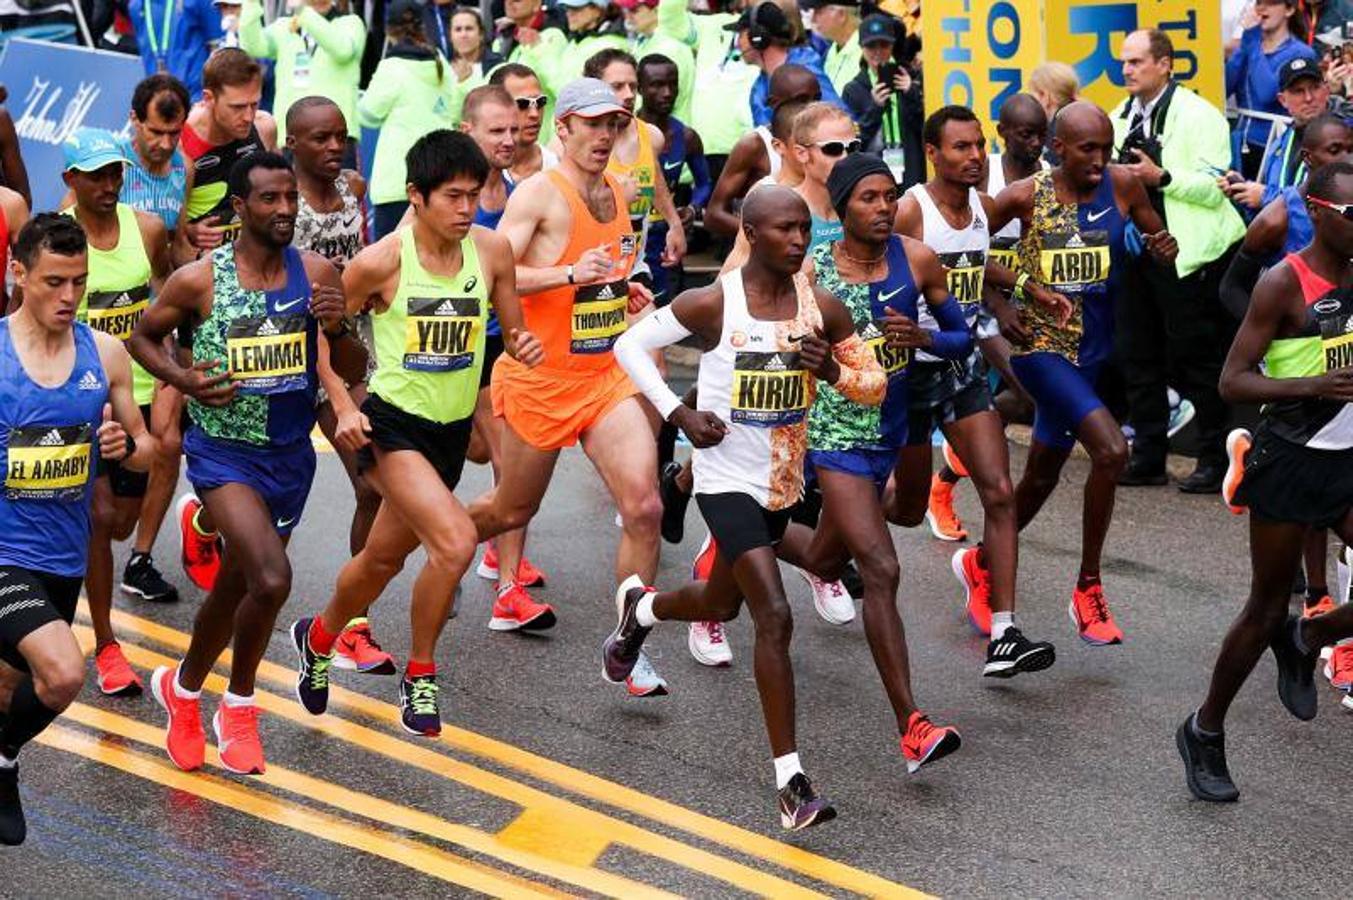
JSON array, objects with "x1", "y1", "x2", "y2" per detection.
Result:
[
  {"x1": 1308, "y1": 195, "x2": 1353, "y2": 221},
  {"x1": 812, "y1": 138, "x2": 861, "y2": 157},
  {"x1": 514, "y1": 95, "x2": 549, "y2": 111}
]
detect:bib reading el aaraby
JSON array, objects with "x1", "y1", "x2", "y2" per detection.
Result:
[{"x1": 5, "y1": 424, "x2": 93, "y2": 501}]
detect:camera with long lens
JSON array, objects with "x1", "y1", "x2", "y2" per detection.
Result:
[{"x1": 1117, "y1": 129, "x2": 1162, "y2": 166}]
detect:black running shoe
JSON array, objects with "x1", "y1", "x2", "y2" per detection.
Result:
[
  {"x1": 1271, "y1": 615, "x2": 1318, "y2": 721},
  {"x1": 983, "y1": 627, "x2": 1056, "y2": 678},
  {"x1": 120, "y1": 553, "x2": 180, "y2": 603},
  {"x1": 0, "y1": 764, "x2": 25, "y2": 845},
  {"x1": 602, "y1": 575, "x2": 652, "y2": 683},
  {"x1": 291, "y1": 618, "x2": 333, "y2": 716},
  {"x1": 839, "y1": 561, "x2": 865, "y2": 601},
  {"x1": 777, "y1": 772, "x2": 836, "y2": 831},
  {"x1": 1175, "y1": 716, "x2": 1239, "y2": 802},
  {"x1": 659, "y1": 461, "x2": 690, "y2": 545},
  {"x1": 400, "y1": 674, "x2": 441, "y2": 737}
]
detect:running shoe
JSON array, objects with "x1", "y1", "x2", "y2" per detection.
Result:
[
  {"x1": 1167, "y1": 393, "x2": 1196, "y2": 438},
  {"x1": 488, "y1": 584, "x2": 557, "y2": 632},
  {"x1": 212, "y1": 703, "x2": 266, "y2": 775},
  {"x1": 333, "y1": 618, "x2": 397, "y2": 675},
  {"x1": 291, "y1": 618, "x2": 333, "y2": 716},
  {"x1": 950, "y1": 547, "x2": 992, "y2": 636},
  {"x1": 983, "y1": 627, "x2": 1056, "y2": 678},
  {"x1": 175, "y1": 493, "x2": 222, "y2": 591},
  {"x1": 839, "y1": 561, "x2": 865, "y2": 600},
  {"x1": 688, "y1": 620, "x2": 733, "y2": 667},
  {"x1": 1324, "y1": 643, "x2": 1353, "y2": 692},
  {"x1": 602, "y1": 575, "x2": 652, "y2": 684},
  {"x1": 94, "y1": 642, "x2": 143, "y2": 697},
  {"x1": 120, "y1": 552, "x2": 179, "y2": 603},
  {"x1": 475, "y1": 542, "x2": 547, "y2": 588},
  {"x1": 399, "y1": 674, "x2": 441, "y2": 737},
  {"x1": 901, "y1": 711, "x2": 962, "y2": 774},
  {"x1": 941, "y1": 439, "x2": 969, "y2": 479},
  {"x1": 150, "y1": 665, "x2": 205, "y2": 772},
  {"x1": 659, "y1": 460, "x2": 692, "y2": 544},
  {"x1": 777, "y1": 772, "x2": 836, "y2": 831},
  {"x1": 1222, "y1": 428, "x2": 1251, "y2": 515},
  {"x1": 924, "y1": 473, "x2": 968, "y2": 542},
  {"x1": 625, "y1": 652, "x2": 669, "y2": 697},
  {"x1": 1069, "y1": 581, "x2": 1123, "y2": 645},
  {"x1": 692, "y1": 532, "x2": 717, "y2": 580},
  {"x1": 793, "y1": 566, "x2": 855, "y2": 625},
  {"x1": 1270, "y1": 615, "x2": 1318, "y2": 721},
  {"x1": 0, "y1": 764, "x2": 24, "y2": 846},
  {"x1": 1302, "y1": 594, "x2": 1337, "y2": 620},
  {"x1": 1175, "y1": 715, "x2": 1239, "y2": 802}
]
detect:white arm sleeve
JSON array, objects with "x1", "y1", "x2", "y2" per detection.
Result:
[{"x1": 614, "y1": 307, "x2": 693, "y2": 421}]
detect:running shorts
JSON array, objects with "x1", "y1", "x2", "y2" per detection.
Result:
[
  {"x1": 183, "y1": 427, "x2": 317, "y2": 536},
  {"x1": 806, "y1": 447, "x2": 896, "y2": 493},
  {"x1": 905, "y1": 360, "x2": 994, "y2": 447},
  {"x1": 1009, "y1": 352, "x2": 1105, "y2": 451},
  {"x1": 696, "y1": 492, "x2": 792, "y2": 563},
  {"x1": 1236, "y1": 424, "x2": 1353, "y2": 528},
  {"x1": 357, "y1": 392, "x2": 472, "y2": 492},
  {"x1": 479, "y1": 332, "x2": 505, "y2": 391},
  {"x1": 492, "y1": 358, "x2": 637, "y2": 451},
  {"x1": 0, "y1": 566, "x2": 83, "y2": 672}
]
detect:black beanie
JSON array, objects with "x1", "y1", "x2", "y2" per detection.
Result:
[{"x1": 826, "y1": 152, "x2": 897, "y2": 222}]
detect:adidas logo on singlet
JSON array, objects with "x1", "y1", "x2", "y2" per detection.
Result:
[
  {"x1": 955, "y1": 253, "x2": 972, "y2": 268},
  {"x1": 257, "y1": 319, "x2": 280, "y2": 336},
  {"x1": 594, "y1": 284, "x2": 617, "y2": 301},
  {"x1": 38, "y1": 429, "x2": 65, "y2": 447},
  {"x1": 765, "y1": 354, "x2": 788, "y2": 372},
  {"x1": 435, "y1": 299, "x2": 457, "y2": 316},
  {"x1": 78, "y1": 371, "x2": 102, "y2": 391},
  {"x1": 860, "y1": 321, "x2": 884, "y2": 340},
  {"x1": 1066, "y1": 233, "x2": 1086, "y2": 249},
  {"x1": 112, "y1": 292, "x2": 133, "y2": 307}
]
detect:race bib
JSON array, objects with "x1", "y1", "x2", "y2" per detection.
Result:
[
  {"x1": 85, "y1": 285, "x2": 150, "y2": 341},
  {"x1": 936, "y1": 249, "x2": 986, "y2": 311},
  {"x1": 731, "y1": 351, "x2": 809, "y2": 427},
  {"x1": 292, "y1": 50, "x2": 312, "y2": 88},
  {"x1": 227, "y1": 315, "x2": 307, "y2": 394},
  {"x1": 571, "y1": 280, "x2": 628, "y2": 354},
  {"x1": 1314, "y1": 292, "x2": 1353, "y2": 371},
  {"x1": 861, "y1": 320, "x2": 910, "y2": 378},
  {"x1": 989, "y1": 237, "x2": 1018, "y2": 273},
  {"x1": 1039, "y1": 230, "x2": 1110, "y2": 292},
  {"x1": 403, "y1": 296, "x2": 481, "y2": 372},
  {"x1": 5, "y1": 424, "x2": 93, "y2": 501}
]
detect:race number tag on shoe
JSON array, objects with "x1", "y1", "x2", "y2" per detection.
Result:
[
  {"x1": 571, "y1": 280, "x2": 628, "y2": 354},
  {"x1": 5, "y1": 424, "x2": 93, "y2": 501},
  {"x1": 731, "y1": 351, "x2": 809, "y2": 427},
  {"x1": 226, "y1": 315, "x2": 307, "y2": 394},
  {"x1": 937, "y1": 250, "x2": 987, "y2": 315},
  {"x1": 1039, "y1": 230, "x2": 1110, "y2": 293},
  {"x1": 862, "y1": 320, "x2": 911, "y2": 378},
  {"x1": 85, "y1": 286, "x2": 150, "y2": 341},
  {"x1": 403, "y1": 296, "x2": 481, "y2": 372}
]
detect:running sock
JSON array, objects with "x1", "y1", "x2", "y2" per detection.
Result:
[
  {"x1": 406, "y1": 660, "x2": 436, "y2": 679},
  {"x1": 190, "y1": 507, "x2": 217, "y2": 538},
  {"x1": 1305, "y1": 586, "x2": 1330, "y2": 607},
  {"x1": 990, "y1": 612, "x2": 1014, "y2": 640},
  {"x1": 1077, "y1": 573, "x2": 1101, "y2": 591},
  {"x1": 773, "y1": 752, "x2": 803, "y2": 790},
  {"x1": 1190, "y1": 710, "x2": 1222, "y2": 740},
  {"x1": 173, "y1": 666, "x2": 202, "y2": 700},
  {"x1": 308, "y1": 616, "x2": 339, "y2": 656},
  {"x1": 635, "y1": 592, "x2": 658, "y2": 627},
  {"x1": 222, "y1": 690, "x2": 255, "y2": 708},
  {"x1": 0, "y1": 678, "x2": 60, "y2": 759},
  {"x1": 975, "y1": 542, "x2": 987, "y2": 569},
  {"x1": 937, "y1": 467, "x2": 960, "y2": 485}
]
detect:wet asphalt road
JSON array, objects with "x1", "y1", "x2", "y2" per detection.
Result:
[{"x1": 5, "y1": 439, "x2": 1350, "y2": 898}]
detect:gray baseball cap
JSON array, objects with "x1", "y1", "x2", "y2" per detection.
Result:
[{"x1": 554, "y1": 78, "x2": 630, "y2": 120}]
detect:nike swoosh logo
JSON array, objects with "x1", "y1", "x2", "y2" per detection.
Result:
[
  {"x1": 1086, "y1": 208, "x2": 1110, "y2": 223},
  {"x1": 879, "y1": 287, "x2": 905, "y2": 302},
  {"x1": 276, "y1": 516, "x2": 297, "y2": 529},
  {"x1": 341, "y1": 216, "x2": 358, "y2": 228},
  {"x1": 274, "y1": 298, "x2": 305, "y2": 312}
]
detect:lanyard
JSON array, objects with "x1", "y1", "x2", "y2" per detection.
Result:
[
  {"x1": 433, "y1": 8, "x2": 450, "y2": 58},
  {"x1": 144, "y1": 0, "x2": 174, "y2": 69},
  {"x1": 875, "y1": 71, "x2": 902, "y2": 147}
]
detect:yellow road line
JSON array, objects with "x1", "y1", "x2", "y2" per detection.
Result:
[
  {"x1": 60, "y1": 701, "x2": 677, "y2": 900},
  {"x1": 496, "y1": 808, "x2": 614, "y2": 867},
  {"x1": 104, "y1": 607, "x2": 926, "y2": 898},
  {"x1": 86, "y1": 627, "x2": 832, "y2": 899},
  {"x1": 36, "y1": 724, "x2": 568, "y2": 899}
]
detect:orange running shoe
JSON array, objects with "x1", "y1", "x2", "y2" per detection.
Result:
[
  {"x1": 950, "y1": 547, "x2": 992, "y2": 636},
  {"x1": 488, "y1": 584, "x2": 557, "y2": 632},
  {"x1": 175, "y1": 493, "x2": 222, "y2": 591},
  {"x1": 900, "y1": 711, "x2": 962, "y2": 774},
  {"x1": 924, "y1": 474, "x2": 967, "y2": 542},
  {"x1": 1069, "y1": 581, "x2": 1124, "y2": 646},
  {"x1": 1222, "y1": 429, "x2": 1251, "y2": 515},
  {"x1": 150, "y1": 665, "x2": 205, "y2": 772},
  {"x1": 333, "y1": 618, "x2": 397, "y2": 675},
  {"x1": 476, "y1": 542, "x2": 547, "y2": 588},
  {"x1": 1303, "y1": 594, "x2": 1337, "y2": 619},
  {"x1": 213, "y1": 702, "x2": 266, "y2": 775},
  {"x1": 94, "y1": 642, "x2": 143, "y2": 697},
  {"x1": 1324, "y1": 644, "x2": 1353, "y2": 692},
  {"x1": 941, "y1": 439, "x2": 970, "y2": 479}
]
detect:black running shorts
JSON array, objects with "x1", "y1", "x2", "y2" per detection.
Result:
[
  {"x1": 0, "y1": 566, "x2": 83, "y2": 672},
  {"x1": 94, "y1": 401, "x2": 153, "y2": 498},
  {"x1": 905, "y1": 359, "x2": 994, "y2": 446},
  {"x1": 1236, "y1": 424, "x2": 1353, "y2": 529},
  {"x1": 357, "y1": 392, "x2": 472, "y2": 491},
  {"x1": 480, "y1": 332, "x2": 505, "y2": 390},
  {"x1": 696, "y1": 492, "x2": 792, "y2": 563}
]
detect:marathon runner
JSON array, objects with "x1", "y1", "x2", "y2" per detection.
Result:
[
  {"x1": 292, "y1": 130, "x2": 542, "y2": 737},
  {"x1": 129, "y1": 153, "x2": 364, "y2": 775},
  {"x1": 60, "y1": 128, "x2": 173, "y2": 699},
  {"x1": 488, "y1": 63, "x2": 560, "y2": 181},
  {"x1": 986, "y1": 101, "x2": 1176, "y2": 645},
  {"x1": 610, "y1": 185, "x2": 883, "y2": 830},
  {"x1": 1178, "y1": 160, "x2": 1353, "y2": 802},
  {"x1": 0, "y1": 214, "x2": 155, "y2": 845}
]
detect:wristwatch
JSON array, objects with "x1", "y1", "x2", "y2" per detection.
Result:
[
  {"x1": 566, "y1": 264, "x2": 576, "y2": 285},
  {"x1": 1158, "y1": 169, "x2": 1173, "y2": 189}
]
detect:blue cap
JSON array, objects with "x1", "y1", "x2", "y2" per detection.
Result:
[
  {"x1": 63, "y1": 127, "x2": 130, "y2": 173},
  {"x1": 1278, "y1": 56, "x2": 1321, "y2": 91},
  {"x1": 860, "y1": 14, "x2": 896, "y2": 47}
]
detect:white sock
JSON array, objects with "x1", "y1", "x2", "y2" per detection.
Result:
[
  {"x1": 0, "y1": 753, "x2": 15, "y2": 769},
  {"x1": 990, "y1": 612, "x2": 1015, "y2": 640},
  {"x1": 773, "y1": 752, "x2": 803, "y2": 790},
  {"x1": 222, "y1": 690, "x2": 255, "y2": 708},
  {"x1": 173, "y1": 667, "x2": 201, "y2": 700},
  {"x1": 635, "y1": 592, "x2": 658, "y2": 627}
]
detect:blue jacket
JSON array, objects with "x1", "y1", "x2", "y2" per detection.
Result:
[
  {"x1": 750, "y1": 44, "x2": 844, "y2": 127},
  {"x1": 1226, "y1": 27, "x2": 1316, "y2": 149},
  {"x1": 129, "y1": 0, "x2": 223, "y2": 99}
]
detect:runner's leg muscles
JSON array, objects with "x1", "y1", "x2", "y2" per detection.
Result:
[
  {"x1": 468, "y1": 421, "x2": 557, "y2": 543},
  {"x1": 945, "y1": 410, "x2": 1017, "y2": 613},
  {"x1": 319, "y1": 501, "x2": 421, "y2": 635},
  {"x1": 582, "y1": 397, "x2": 662, "y2": 584},
  {"x1": 474, "y1": 388, "x2": 529, "y2": 589},
  {"x1": 884, "y1": 445, "x2": 933, "y2": 527},
  {"x1": 134, "y1": 386, "x2": 184, "y2": 556},
  {"x1": 1014, "y1": 440, "x2": 1072, "y2": 531},
  {"x1": 0, "y1": 623, "x2": 84, "y2": 755},
  {"x1": 1073, "y1": 408, "x2": 1129, "y2": 578}
]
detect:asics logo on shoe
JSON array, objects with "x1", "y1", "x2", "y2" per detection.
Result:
[{"x1": 37, "y1": 429, "x2": 65, "y2": 446}]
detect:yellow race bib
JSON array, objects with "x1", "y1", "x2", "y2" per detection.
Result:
[
  {"x1": 5, "y1": 424, "x2": 93, "y2": 501},
  {"x1": 571, "y1": 280, "x2": 628, "y2": 354},
  {"x1": 86, "y1": 286, "x2": 150, "y2": 341},
  {"x1": 731, "y1": 351, "x2": 809, "y2": 427},
  {"x1": 227, "y1": 315, "x2": 307, "y2": 395},
  {"x1": 403, "y1": 296, "x2": 481, "y2": 372}
]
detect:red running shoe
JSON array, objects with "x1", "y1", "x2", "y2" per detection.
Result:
[
  {"x1": 488, "y1": 584, "x2": 557, "y2": 632},
  {"x1": 950, "y1": 547, "x2": 992, "y2": 636},
  {"x1": 1222, "y1": 429, "x2": 1251, "y2": 515},
  {"x1": 692, "y1": 532, "x2": 717, "y2": 580},
  {"x1": 333, "y1": 618, "x2": 397, "y2": 675},
  {"x1": 901, "y1": 711, "x2": 961, "y2": 774},
  {"x1": 1069, "y1": 581, "x2": 1124, "y2": 646},
  {"x1": 1324, "y1": 644, "x2": 1353, "y2": 692},
  {"x1": 476, "y1": 542, "x2": 547, "y2": 588},
  {"x1": 942, "y1": 439, "x2": 969, "y2": 479},
  {"x1": 150, "y1": 665, "x2": 205, "y2": 772},
  {"x1": 1303, "y1": 594, "x2": 1337, "y2": 620},
  {"x1": 925, "y1": 474, "x2": 967, "y2": 542},
  {"x1": 175, "y1": 493, "x2": 222, "y2": 591},
  {"x1": 95, "y1": 642, "x2": 142, "y2": 697},
  {"x1": 213, "y1": 703, "x2": 267, "y2": 775}
]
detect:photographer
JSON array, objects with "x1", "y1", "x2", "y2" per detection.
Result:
[
  {"x1": 842, "y1": 14, "x2": 922, "y2": 187},
  {"x1": 1111, "y1": 29, "x2": 1247, "y2": 491}
]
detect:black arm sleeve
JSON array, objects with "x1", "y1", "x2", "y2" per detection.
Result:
[{"x1": 1219, "y1": 248, "x2": 1266, "y2": 321}]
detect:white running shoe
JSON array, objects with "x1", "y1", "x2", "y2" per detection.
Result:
[
  {"x1": 794, "y1": 566, "x2": 855, "y2": 625},
  {"x1": 625, "y1": 651, "x2": 669, "y2": 697},
  {"x1": 688, "y1": 621, "x2": 733, "y2": 667}
]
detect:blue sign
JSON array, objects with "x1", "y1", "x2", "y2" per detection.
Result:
[{"x1": 1, "y1": 38, "x2": 147, "y2": 212}]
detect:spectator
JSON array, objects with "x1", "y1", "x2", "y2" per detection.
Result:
[
  {"x1": 1112, "y1": 29, "x2": 1247, "y2": 492},
  {"x1": 492, "y1": 0, "x2": 566, "y2": 66},
  {"x1": 237, "y1": 0, "x2": 366, "y2": 152},
  {"x1": 128, "y1": 0, "x2": 223, "y2": 98},
  {"x1": 548, "y1": 0, "x2": 628, "y2": 89},
  {"x1": 445, "y1": 7, "x2": 505, "y2": 84},
  {"x1": 805, "y1": 0, "x2": 863, "y2": 95},
  {"x1": 1226, "y1": 0, "x2": 1317, "y2": 178},
  {"x1": 1028, "y1": 61, "x2": 1079, "y2": 162},
  {"x1": 1296, "y1": 0, "x2": 1353, "y2": 44},
  {"x1": 843, "y1": 12, "x2": 922, "y2": 187},
  {"x1": 620, "y1": 0, "x2": 696, "y2": 125},
  {"x1": 361, "y1": 0, "x2": 462, "y2": 238},
  {"x1": 727, "y1": 0, "x2": 843, "y2": 127}
]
